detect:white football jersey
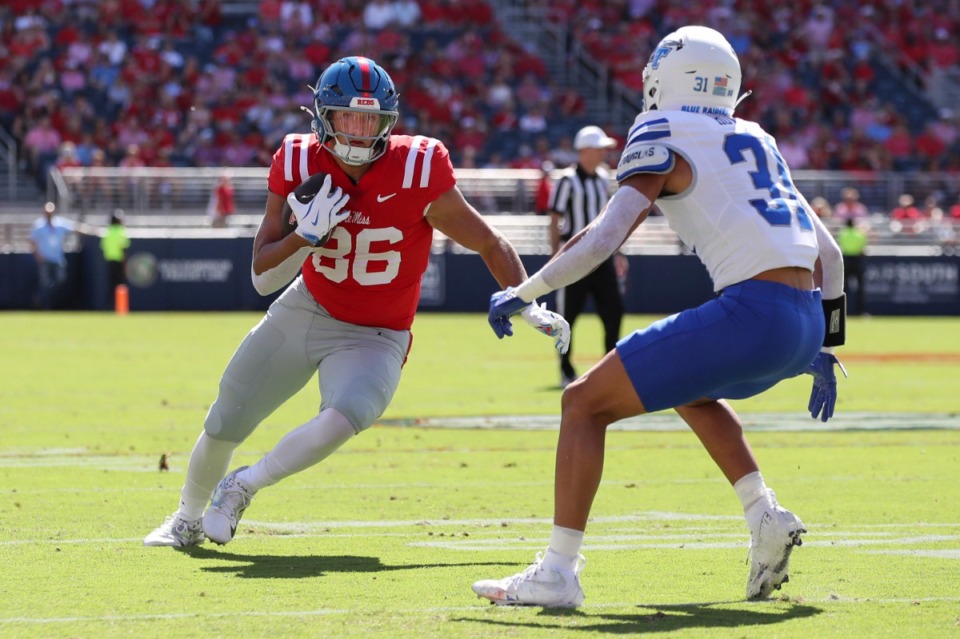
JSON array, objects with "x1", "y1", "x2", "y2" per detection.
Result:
[{"x1": 617, "y1": 110, "x2": 819, "y2": 291}]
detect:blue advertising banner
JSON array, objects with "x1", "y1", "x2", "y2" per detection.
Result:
[{"x1": 1, "y1": 238, "x2": 957, "y2": 316}]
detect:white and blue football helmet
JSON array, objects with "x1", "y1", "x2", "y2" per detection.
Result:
[
  {"x1": 642, "y1": 26, "x2": 743, "y2": 116},
  {"x1": 309, "y1": 56, "x2": 400, "y2": 165}
]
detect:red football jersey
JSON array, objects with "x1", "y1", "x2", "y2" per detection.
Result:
[{"x1": 267, "y1": 134, "x2": 456, "y2": 330}]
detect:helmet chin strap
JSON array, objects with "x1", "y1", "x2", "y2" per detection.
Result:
[
  {"x1": 734, "y1": 90, "x2": 753, "y2": 109},
  {"x1": 332, "y1": 141, "x2": 375, "y2": 165}
]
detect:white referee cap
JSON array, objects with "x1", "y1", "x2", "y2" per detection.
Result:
[{"x1": 574, "y1": 125, "x2": 617, "y2": 150}]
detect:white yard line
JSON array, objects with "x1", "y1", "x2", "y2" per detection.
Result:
[
  {"x1": 4, "y1": 513, "x2": 958, "y2": 549},
  {"x1": 4, "y1": 597, "x2": 960, "y2": 625}
]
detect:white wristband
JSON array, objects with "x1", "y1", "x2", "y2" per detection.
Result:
[{"x1": 515, "y1": 272, "x2": 551, "y2": 303}]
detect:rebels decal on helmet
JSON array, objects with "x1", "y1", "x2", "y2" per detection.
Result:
[{"x1": 306, "y1": 56, "x2": 400, "y2": 166}]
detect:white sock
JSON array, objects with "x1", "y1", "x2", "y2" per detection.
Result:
[
  {"x1": 177, "y1": 432, "x2": 238, "y2": 520},
  {"x1": 734, "y1": 471, "x2": 774, "y2": 514},
  {"x1": 237, "y1": 410, "x2": 356, "y2": 493},
  {"x1": 542, "y1": 525, "x2": 584, "y2": 572}
]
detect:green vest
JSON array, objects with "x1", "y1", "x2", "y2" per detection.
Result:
[
  {"x1": 837, "y1": 226, "x2": 867, "y2": 256},
  {"x1": 101, "y1": 224, "x2": 130, "y2": 262}
]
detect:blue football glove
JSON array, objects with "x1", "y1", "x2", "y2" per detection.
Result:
[
  {"x1": 521, "y1": 302, "x2": 571, "y2": 354},
  {"x1": 805, "y1": 352, "x2": 848, "y2": 422},
  {"x1": 488, "y1": 287, "x2": 531, "y2": 339}
]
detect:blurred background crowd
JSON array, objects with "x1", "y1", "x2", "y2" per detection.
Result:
[{"x1": 2, "y1": 0, "x2": 960, "y2": 221}]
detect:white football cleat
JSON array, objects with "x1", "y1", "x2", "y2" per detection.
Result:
[
  {"x1": 143, "y1": 513, "x2": 204, "y2": 547},
  {"x1": 202, "y1": 466, "x2": 253, "y2": 545},
  {"x1": 745, "y1": 495, "x2": 806, "y2": 600},
  {"x1": 472, "y1": 551, "x2": 585, "y2": 608}
]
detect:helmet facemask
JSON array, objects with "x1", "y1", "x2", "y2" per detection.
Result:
[
  {"x1": 315, "y1": 103, "x2": 398, "y2": 165},
  {"x1": 308, "y1": 56, "x2": 401, "y2": 166}
]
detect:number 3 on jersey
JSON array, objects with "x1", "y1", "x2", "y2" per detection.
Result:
[
  {"x1": 310, "y1": 225, "x2": 402, "y2": 285},
  {"x1": 723, "y1": 133, "x2": 813, "y2": 231}
]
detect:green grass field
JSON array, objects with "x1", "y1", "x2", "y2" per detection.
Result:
[{"x1": 1, "y1": 313, "x2": 958, "y2": 638}]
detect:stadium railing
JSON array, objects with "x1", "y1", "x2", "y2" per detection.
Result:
[{"x1": 0, "y1": 167, "x2": 952, "y2": 257}]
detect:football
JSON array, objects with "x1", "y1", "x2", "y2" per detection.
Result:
[{"x1": 280, "y1": 171, "x2": 334, "y2": 245}]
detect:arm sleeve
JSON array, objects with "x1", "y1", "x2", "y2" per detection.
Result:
[
  {"x1": 802, "y1": 193, "x2": 844, "y2": 299},
  {"x1": 250, "y1": 246, "x2": 315, "y2": 296},
  {"x1": 515, "y1": 187, "x2": 651, "y2": 301}
]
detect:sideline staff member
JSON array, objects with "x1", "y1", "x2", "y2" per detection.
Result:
[
  {"x1": 837, "y1": 218, "x2": 868, "y2": 315},
  {"x1": 548, "y1": 125, "x2": 626, "y2": 387},
  {"x1": 101, "y1": 209, "x2": 130, "y2": 296}
]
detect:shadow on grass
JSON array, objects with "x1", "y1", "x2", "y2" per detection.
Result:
[
  {"x1": 180, "y1": 546, "x2": 512, "y2": 579},
  {"x1": 455, "y1": 600, "x2": 823, "y2": 634}
]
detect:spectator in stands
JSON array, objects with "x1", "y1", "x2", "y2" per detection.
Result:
[
  {"x1": 4, "y1": 0, "x2": 959, "y2": 183},
  {"x1": 916, "y1": 122, "x2": 947, "y2": 170},
  {"x1": 884, "y1": 121, "x2": 915, "y2": 170},
  {"x1": 100, "y1": 209, "x2": 130, "y2": 302},
  {"x1": 834, "y1": 187, "x2": 869, "y2": 221},
  {"x1": 548, "y1": 135, "x2": 578, "y2": 168},
  {"x1": 809, "y1": 196, "x2": 833, "y2": 220},
  {"x1": 518, "y1": 105, "x2": 549, "y2": 140},
  {"x1": 547, "y1": 125, "x2": 624, "y2": 388},
  {"x1": 209, "y1": 172, "x2": 235, "y2": 228},
  {"x1": 837, "y1": 218, "x2": 869, "y2": 315},
  {"x1": 393, "y1": 0, "x2": 422, "y2": 28},
  {"x1": 363, "y1": 0, "x2": 396, "y2": 30},
  {"x1": 891, "y1": 193, "x2": 925, "y2": 234},
  {"x1": 29, "y1": 202, "x2": 73, "y2": 310},
  {"x1": 925, "y1": 197, "x2": 957, "y2": 248},
  {"x1": 949, "y1": 199, "x2": 960, "y2": 224},
  {"x1": 555, "y1": 86, "x2": 586, "y2": 118},
  {"x1": 22, "y1": 114, "x2": 62, "y2": 189},
  {"x1": 143, "y1": 56, "x2": 570, "y2": 549},
  {"x1": 280, "y1": 1, "x2": 313, "y2": 35},
  {"x1": 535, "y1": 160, "x2": 553, "y2": 216},
  {"x1": 118, "y1": 144, "x2": 146, "y2": 206}
]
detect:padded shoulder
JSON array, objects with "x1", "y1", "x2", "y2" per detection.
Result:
[{"x1": 616, "y1": 142, "x2": 676, "y2": 182}]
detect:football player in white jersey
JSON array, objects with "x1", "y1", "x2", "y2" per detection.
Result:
[{"x1": 474, "y1": 26, "x2": 847, "y2": 607}]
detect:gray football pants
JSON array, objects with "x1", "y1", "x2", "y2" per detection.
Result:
[{"x1": 203, "y1": 277, "x2": 410, "y2": 443}]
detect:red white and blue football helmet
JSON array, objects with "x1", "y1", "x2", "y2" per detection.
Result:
[{"x1": 309, "y1": 56, "x2": 400, "y2": 165}]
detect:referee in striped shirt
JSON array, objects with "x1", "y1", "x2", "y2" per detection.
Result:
[{"x1": 548, "y1": 126, "x2": 627, "y2": 387}]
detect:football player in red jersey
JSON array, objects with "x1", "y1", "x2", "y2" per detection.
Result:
[{"x1": 144, "y1": 57, "x2": 571, "y2": 548}]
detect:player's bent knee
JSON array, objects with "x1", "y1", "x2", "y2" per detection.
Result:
[
  {"x1": 325, "y1": 391, "x2": 386, "y2": 434},
  {"x1": 203, "y1": 383, "x2": 258, "y2": 443},
  {"x1": 561, "y1": 376, "x2": 641, "y2": 427},
  {"x1": 560, "y1": 384, "x2": 606, "y2": 427}
]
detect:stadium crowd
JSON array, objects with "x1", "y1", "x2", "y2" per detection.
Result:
[
  {"x1": 2, "y1": 0, "x2": 960, "y2": 213},
  {"x1": 545, "y1": 0, "x2": 960, "y2": 173}
]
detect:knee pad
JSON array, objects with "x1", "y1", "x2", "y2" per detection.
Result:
[
  {"x1": 203, "y1": 380, "x2": 258, "y2": 443},
  {"x1": 323, "y1": 382, "x2": 391, "y2": 433}
]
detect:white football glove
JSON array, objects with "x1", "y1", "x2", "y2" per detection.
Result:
[
  {"x1": 521, "y1": 302, "x2": 571, "y2": 354},
  {"x1": 286, "y1": 174, "x2": 350, "y2": 246}
]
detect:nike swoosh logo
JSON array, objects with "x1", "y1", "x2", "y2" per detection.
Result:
[{"x1": 377, "y1": 193, "x2": 397, "y2": 202}]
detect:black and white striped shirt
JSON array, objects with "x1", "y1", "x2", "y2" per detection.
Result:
[{"x1": 549, "y1": 165, "x2": 612, "y2": 240}]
